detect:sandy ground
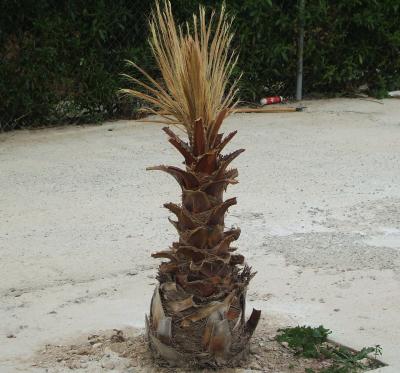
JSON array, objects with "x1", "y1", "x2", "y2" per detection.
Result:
[{"x1": 0, "y1": 98, "x2": 399, "y2": 372}]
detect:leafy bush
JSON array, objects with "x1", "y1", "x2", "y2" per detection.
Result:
[
  {"x1": 277, "y1": 325, "x2": 331, "y2": 358},
  {"x1": 1, "y1": 0, "x2": 399, "y2": 131},
  {"x1": 0, "y1": 0, "x2": 154, "y2": 130}
]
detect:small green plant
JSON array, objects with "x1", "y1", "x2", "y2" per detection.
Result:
[
  {"x1": 276, "y1": 325, "x2": 331, "y2": 358},
  {"x1": 277, "y1": 326, "x2": 383, "y2": 373},
  {"x1": 318, "y1": 345, "x2": 383, "y2": 373}
]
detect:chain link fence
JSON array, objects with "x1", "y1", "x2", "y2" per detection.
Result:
[{"x1": 1, "y1": 1, "x2": 399, "y2": 131}]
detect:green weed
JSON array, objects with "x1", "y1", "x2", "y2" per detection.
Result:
[{"x1": 277, "y1": 326, "x2": 383, "y2": 373}]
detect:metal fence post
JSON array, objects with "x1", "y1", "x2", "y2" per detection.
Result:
[{"x1": 296, "y1": 0, "x2": 305, "y2": 101}]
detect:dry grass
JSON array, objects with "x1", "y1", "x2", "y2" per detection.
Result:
[{"x1": 120, "y1": 0, "x2": 239, "y2": 142}]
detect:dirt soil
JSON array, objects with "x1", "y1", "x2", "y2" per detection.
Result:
[
  {"x1": 31, "y1": 319, "x2": 362, "y2": 373},
  {"x1": 1, "y1": 99, "x2": 399, "y2": 372}
]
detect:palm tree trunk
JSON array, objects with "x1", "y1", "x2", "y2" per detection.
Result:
[{"x1": 146, "y1": 116, "x2": 260, "y2": 367}]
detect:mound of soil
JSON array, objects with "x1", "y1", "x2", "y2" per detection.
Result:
[{"x1": 31, "y1": 321, "x2": 346, "y2": 372}]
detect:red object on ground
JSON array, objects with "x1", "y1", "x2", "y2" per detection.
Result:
[{"x1": 260, "y1": 96, "x2": 285, "y2": 105}]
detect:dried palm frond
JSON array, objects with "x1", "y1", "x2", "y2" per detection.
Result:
[{"x1": 120, "y1": 0, "x2": 240, "y2": 143}]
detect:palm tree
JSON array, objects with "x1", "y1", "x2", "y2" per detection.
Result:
[{"x1": 121, "y1": 1, "x2": 260, "y2": 367}]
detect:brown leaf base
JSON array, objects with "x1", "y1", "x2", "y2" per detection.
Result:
[{"x1": 146, "y1": 284, "x2": 260, "y2": 368}]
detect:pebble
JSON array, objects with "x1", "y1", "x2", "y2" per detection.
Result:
[
  {"x1": 249, "y1": 361, "x2": 262, "y2": 370},
  {"x1": 101, "y1": 360, "x2": 115, "y2": 369},
  {"x1": 67, "y1": 361, "x2": 81, "y2": 369}
]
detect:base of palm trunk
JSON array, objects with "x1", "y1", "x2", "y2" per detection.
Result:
[{"x1": 145, "y1": 284, "x2": 261, "y2": 368}]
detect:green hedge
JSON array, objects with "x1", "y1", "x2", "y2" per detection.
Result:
[{"x1": 1, "y1": 0, "x2": 399, "y2": 131}]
